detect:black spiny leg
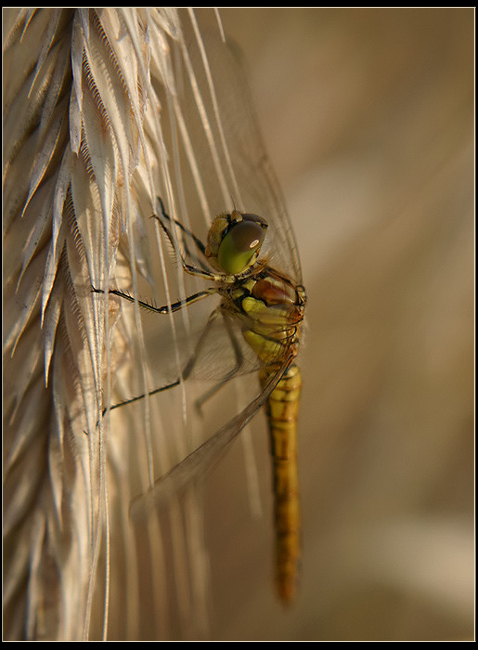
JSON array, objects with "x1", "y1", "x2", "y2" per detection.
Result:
[
  {"x1": 91, "y1": 283, "x2": 217, "y2": 415},
  {"x1": 103, "y1": 377, "x2": 181, "y2": 416},
  {"x1": 91, "y1": 285, "x2": 215, "y2": 315},
  {"x1": 152, "y1": 198, "x2": 226, "y2": 282},
  {"x1": 156, "y1": 196, "x2": 207, "y2": 263}
]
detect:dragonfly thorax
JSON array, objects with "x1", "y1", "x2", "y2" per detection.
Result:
[{"x1": 220, "y1": 268, "x2": 305, "y2": 367}]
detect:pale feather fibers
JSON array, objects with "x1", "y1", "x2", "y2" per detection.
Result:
[{"x1": 3, "y1": 8, "x2": 216, "y2": 640}]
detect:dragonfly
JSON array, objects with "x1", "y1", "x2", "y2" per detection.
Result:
[{"x1": 94, "y1": 194, "x2": 305, "y2": 602}]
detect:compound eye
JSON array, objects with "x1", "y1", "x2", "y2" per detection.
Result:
[{"x1": 218, "y1": 215, "x2": 266, "y2": 274}]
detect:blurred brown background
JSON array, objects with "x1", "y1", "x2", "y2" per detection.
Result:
[{"x1": 194, "y1": 7, "x2": 474, "y2": 641}]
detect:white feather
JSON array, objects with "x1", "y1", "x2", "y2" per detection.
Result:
[{"x1": 3, "y1": 8, "x2": 257, "y2": 640}]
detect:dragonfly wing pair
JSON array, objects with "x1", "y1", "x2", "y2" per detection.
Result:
[{"x1": 128, "y1": 200, "x2": 306, "y2": 603}]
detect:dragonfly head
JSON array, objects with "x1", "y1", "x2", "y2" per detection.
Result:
[{"x1": 206, "y1": 211, "x2": 268, "y2": 275}]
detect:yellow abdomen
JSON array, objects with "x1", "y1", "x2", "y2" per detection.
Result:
[{"x1": 259, "y1": 363, "x2": 302, "y2": 603}]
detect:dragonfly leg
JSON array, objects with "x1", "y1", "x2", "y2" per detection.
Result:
[
  {"x1": 153, "y1": 197, "x2": 257, "y2": 286},
  {"x1": 152, "y1": 198, "x2": 224, "y2": 282},
  {"x1": 100, "y1": 306, "x2": 222, "y2": 416},
  {"x1": 155, "y1": 196, "x2": 207, "y2": 263},
  {"x1": 92, "y1": 283, "x2": 216, "y2": 415},
  {"x1": 91, "y1": 285, "x2": 215, "y2": 315},
  {"x1": 104, "y1": 377, "x2": 181, "y2": 416}
]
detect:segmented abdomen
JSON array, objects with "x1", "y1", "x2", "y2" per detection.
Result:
[{"x1": 259, "y1": 363, "x2": 302, "y2": 603}]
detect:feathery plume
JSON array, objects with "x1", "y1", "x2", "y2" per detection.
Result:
[{"x1": 3, "y1": 8, "x2": 231, "y2": 640}]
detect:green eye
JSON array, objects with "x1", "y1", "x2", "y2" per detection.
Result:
[{"x1": 218, "y1": 214, "x2": 267, "y2": 274}]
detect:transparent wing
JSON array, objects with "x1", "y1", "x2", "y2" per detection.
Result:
[
  {"x1": 129, "y1": 351, "x2": 293, "y2": 519},
  {"x1": 201, "y1": 32, "x2": 302, "y2": 283},
  {"x1": 117, "y1": 11, "x2": 304, "y2": 509},
  {"x1": 154, "y1": 12, "x2": 302, "y2": 286},
  {"x1": 144, "y1": 296, "x2": 263, "y2": 385}
]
